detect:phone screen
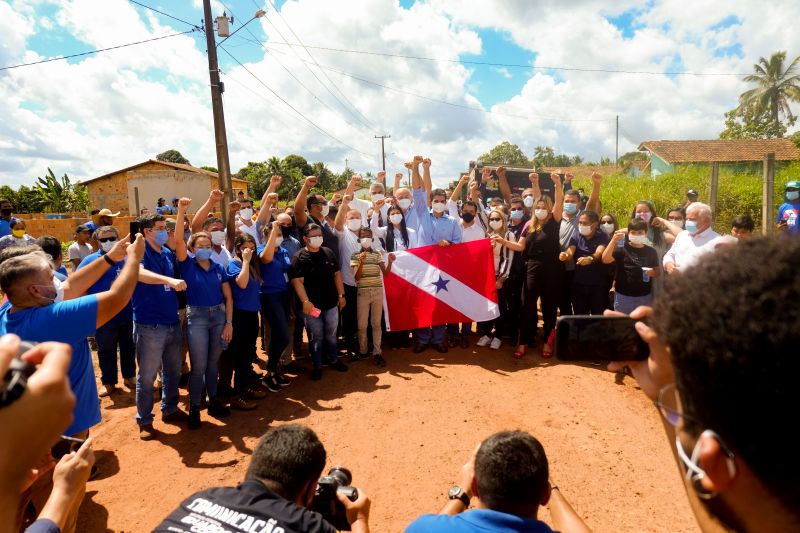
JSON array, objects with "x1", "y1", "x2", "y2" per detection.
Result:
[
  {"x1": 554, "y1": 315, "x2": 649, "y2": 361},
  {"x1": 129, "y1": 221, "x2": 140, "y2": 237}
]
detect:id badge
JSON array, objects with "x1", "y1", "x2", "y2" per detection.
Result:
[
  {"x1": 284, "y1": 273, "x2": 289, "y2": 283},
  {"x1": 163, "y1": 284, "x2": 172, "y2": 292}
]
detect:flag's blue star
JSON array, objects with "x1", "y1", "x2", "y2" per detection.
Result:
[{"x1": 431, "y1": 274, "x2": 450, "y2": 293}]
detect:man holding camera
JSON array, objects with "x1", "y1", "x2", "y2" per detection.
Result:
[
  {"x1": 154, "y1": 424, "x2": 371, "y2": 533},
  {"x1": 405, "y1": 430, "x2": 589, "y2": 533}
]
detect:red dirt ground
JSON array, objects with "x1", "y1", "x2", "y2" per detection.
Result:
[{"x1": 77, "y1": 343, "x2": 699, "y2": 532}]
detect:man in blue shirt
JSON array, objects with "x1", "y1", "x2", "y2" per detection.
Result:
[
  {"x1": 0, "y1": 235, "x2": 145, "y2": 440},
  {"x1": 132, "y1": 213, "x2": 186, "y2": 439},
  {"x1": 405, "y1": 431, "x2": 589, "y2": 533},
  {"x1": 777, "y1": 180, "x2": 800, "y2": 236},
  {"x1": 409, "y1": 155, "x2": 462, "y2": 353},
  {"x1": 0, "y1": 198, "x2": 17, "y2": 238}
]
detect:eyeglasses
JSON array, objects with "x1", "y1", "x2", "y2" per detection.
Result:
[{"x1": 97, "y1": 237, "x2": 118, "y2": 243}]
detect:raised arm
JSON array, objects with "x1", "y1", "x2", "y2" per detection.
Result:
[
  {"x1": 495, "y1": 166, "x2": 512, "y2": 204},
  {"x1": 586, "y1": 172, "x2": 602, "y2": 213},
  {"x1": 529, "y1": 172, "x2": 542, "y2": 199},
  {"x1": 602, "y1": 231, "x2": 625, "y2": 264},
  {"x1": 376, "y1": 170, "x2": 386, "y2": 188},
  {"x1": 394, "y1": 172, "x2": 403, "y2": 192},
  {"x1": 259, "y1": 220, "x2": 281, "y2": 264},
  {"x1": 225, "y1": 200, "x2": 240, "y2": 250},
  {"x1": 369, "y1": 210, "x2": 388, "y2": 239},
  {"x1": 551, "y1": 174, "x2": 564, "y2": 223},
  {"x1": 548, "y1": 486, "x2": 592, "y2": 533},
  {"x1": 334, "y1": 195, "x2": 351, "y2": 232},
  {"x1": 175, "y1": 198, "x2": 191, "y2": 262},
  {"x1": 410, "y1": 156, "x2": 423, "y2": 191},
  {"x1": 294, "y1": 176, "x2": 317, "y2": 229},
  {"x1": 450, "y1": 174, "x2": 468, "y2": 203},
  {"x1": 236, "y1": 247, "x2": 253, "y2": 289},
  {"x1": 256, "y1": 175, "x2": 282, "y2": 226},
  {"x1": 191, "y1": 189, "x2": 223, "y2": 234},
  {"x1": 95, "y1": 234, "x2": 144, "y2": 328},
  {"x1": 62, "y1": 235, "x2": 130, "y2": 299},
  {"x1": 492, "y1": 233, "x2": 525, "y2": 252},
  {"x1": 422, "y1": 158, "x2": 433, "y2": 196}
]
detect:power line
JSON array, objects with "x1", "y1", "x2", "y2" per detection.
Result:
[
  {"x1": 128, "y1": 0, "x2": 202, "y2": 30},
  {"x1": 0, "y1": 29, "x2": 199, "y2": 72},
  {"x1": 263, "y1": 40, "x2": 750, "y2": 77},
  {"x1": 219, "y1": 45, "x2": 375, "y2": 160}
]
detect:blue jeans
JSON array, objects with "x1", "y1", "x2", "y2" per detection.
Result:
[
  {"x1": 305, "y1": 306, "x2": 339, "y2": 369},
  {"x1": 134, "y1": 322, "x2": 182, "y2": 426},
  {"x1": 614, "y1": 292, "x2": 653, "y2": 315},
  {"x1": 96, "y1": 320, "x2": 135, "y2": 385},
  {"x1": 417, "y1": 325, "x2": 446, "y2": 345},
  {"x1": 186, "y1": 304, "x2": 226, "y2": 406},
  {"x1": 261, "y1": 292, "x2": 291, "y2": 372}
]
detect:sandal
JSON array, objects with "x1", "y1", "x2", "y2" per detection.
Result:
[
  {"x1": 513, "y1": 345, "x2": 527, "y2": 359},
  {"x1": 542, "y1": 330, "x2": 555, "y2": 358}
]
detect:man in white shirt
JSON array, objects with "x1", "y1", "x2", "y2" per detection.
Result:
[
  {"x1": 68, "y1": 224, "x2": 93, "y2": 269},
  {"x1": 663, "y1": 202, "x2": 721, "y2": 274},
  {"x1": 350, "y1": 174, "x2": 390, "y2": 224},
  {"x1": 236, "y1": 196, "x2": 260, "y2": 245}
]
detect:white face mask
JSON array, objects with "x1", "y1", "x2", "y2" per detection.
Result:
[
  {"x1": 320, "y1": 205, "x2": 330, "y2": 218},
  {"x1": 523, "y1": 196, "x2": 535, "y2": 208},
  {"x1": 629, "y1": 234, "x2": 647, "y2": 245},
  {"x1": 274, "y1": 236, "x2": 284, "y2": 247},
  {"x1": 239, "y1": 208, "x2": 253, "y2": 220},
  {"x1": 210, "y1": 230, "x2": 226, "y2": 246},
  {"x1": 432, "y1": 202, "x2": 446, "y2": 213},
  {"x1": 534, "y1": 209, "x2": 549, "y2": 220},
  {"x1": 347, "y1": 218, "x2": 362, "y2": 231},
  {"x1": 600, "y1": 223, "x2": 614, "y2": 235},
  {"x1": 397, "y1": 198, "x2": 412, "y2": 210},
  {"x1": 389, "y1": 213, "x2": 403, "y2": 225},
  {"x1": 371, "y1": 193, "x2": 385, "y2": 203},
  {"x1": 100, "y1": 239, "x2": 117, "y2": 253},
  {"x1": 308, "y1": 236, "x2": 323, "y2": 249},
  {"x1": 578, "y1": 224, "x2": 593, "y2": 236},
  {"x1": 489, "y1": 219, "x2": 503, "y2": 231},
  {"x1": 360, "y1": 237, "x2": 373, "y2": 249}
]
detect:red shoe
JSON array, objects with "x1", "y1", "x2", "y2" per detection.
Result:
[
  {"x1": 542, "y1": 330, "x2": 555, "y2": 358},
  {"x1": 513, "y1": 345, "x2": 527, "y2": 359}
]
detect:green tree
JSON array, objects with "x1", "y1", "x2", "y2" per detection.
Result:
[
  {"x1": 236, "y1": 161, "x2": 271, "y2": 199},
  {"x1": 719, "y1": 104, "x2": 792, "y2": 139},
  {"x1": 200, "y1": 165, "x2": 218, "y2": 173},
  {"x1": 571, "y1": 155, "x2": 584, "y2": 165},
  {"x1": 791, "y1": 130, "x2": 800, "y2": 148},
  {"x1": 479, "y1": 141, "x2": 531, "y2": 166},
  {"x1": 282, "y1": 154, "x2": 312, "y2": 176},
  {"x1": 34, "y1": 168, "x2": 88, "y2": 213},
  {"x1": 598, "y1": 156, "x2": 613, "y2": 166},
  {"x1": 617, "y1": 151, "x2": 648, "y2": 165},
  {"x1": 156, "y1": 149, "x2": 191, "y2": 165},
  {"x1": 532, "y1": 146, "x2": 556, "y2": 167},
  {"x1": 737, "y1": 51, "x2": 800, "y2": 133}
]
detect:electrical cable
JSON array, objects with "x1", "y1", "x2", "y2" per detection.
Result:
[{"x1": 127, "y1": 0, "x2": 202, "y2": 30}]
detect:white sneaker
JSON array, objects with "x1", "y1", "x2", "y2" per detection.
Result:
[
  {"x1": 490, "y1": 337, "x2": 502, "y2": 350},
  {"x1": 476, "y1": 335, "x2": 492, "y2": 347}
]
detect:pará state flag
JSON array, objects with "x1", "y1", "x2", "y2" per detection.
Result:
[{"x1": 383, "y1": 239, "x2": 500, "y2": 331}]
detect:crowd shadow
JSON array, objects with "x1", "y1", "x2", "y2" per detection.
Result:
[{"x1": 77, "y1": 490, "x2": 110, "y2": 533}]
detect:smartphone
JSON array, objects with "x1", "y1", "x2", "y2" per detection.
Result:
[
  {"x1": 554, "y1": 315, "x2": 649, "y2": 361},
  {"x1": 51, "y1": 435, "x2": 86, "y2": 459},
  {"x1": 129, "y1": 220, "x2": 140, "y2": 236}
]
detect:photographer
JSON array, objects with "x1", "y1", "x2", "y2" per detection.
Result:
[
  {"x1": 405, "y1": 431, "x2": 589, "y2": 533},
  {"x1": 154, "y1": 424, "x2": 371, "y2": 533}
]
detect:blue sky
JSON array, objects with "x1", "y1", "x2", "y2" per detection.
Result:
[{"x1": 1, "y1": 0, "x2": 798, "y2": 187}]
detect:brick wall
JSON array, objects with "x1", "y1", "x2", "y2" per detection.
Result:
[
  {"x1": 86, "y1": 171, "x2": 129, "y2": 214},
  {"x1": 20, "y1": 216, "x2": 138, "y2": 244}
]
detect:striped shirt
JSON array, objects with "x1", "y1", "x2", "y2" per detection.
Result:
[
  {"x1": 350, "y1": 250, "x2": 384, "y2": 288},
  {"x1": 492, "y1": 230, "x2": 516, "y2": 279}
]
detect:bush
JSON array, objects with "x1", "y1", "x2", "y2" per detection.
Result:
[{"x1": 572, "y1": 161, "x2": 799, "y2": 234}]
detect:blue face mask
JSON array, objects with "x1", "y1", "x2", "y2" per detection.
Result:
[
  {"x1": 787, "y1": 191, "x2": 800, "y2": 201},
  {"x1": 685, "y1": 220, "x2": 698, "y2": 234},
  {"x1": 195, "y1": 248, "x2": 213, "y2": 261},
  {"x1": 563, "y1": 202, "x2": 578, "y2": 215},
  {"x1": 153, "y1": 229, "x2": 169, "y2": 245},
  {"x1": 510, "y1": 210, "x2": 524, "y2": 221}
]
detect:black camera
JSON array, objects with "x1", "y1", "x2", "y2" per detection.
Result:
[
  {"x1": 0, "y1": 341, "x2": 38, "y2": 408},
  {"x1": 312, "y1": 466, "x2": 358, "y2": 531}
]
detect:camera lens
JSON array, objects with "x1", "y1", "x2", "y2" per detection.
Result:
[{"x1": 328, "y1": 466, "x2": 352, "y2": 486}]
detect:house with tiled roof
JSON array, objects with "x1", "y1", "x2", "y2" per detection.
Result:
[{"x1": 637, "y1": 139, "x2": 800, "y2": 176}]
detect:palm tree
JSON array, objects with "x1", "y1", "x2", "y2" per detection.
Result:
[
  {"x1": 738, "y1": 51, "x2": 800, "y2": 132},
  {"x1": 266, "y1": 156, "x2": 283, "y2": 176}
]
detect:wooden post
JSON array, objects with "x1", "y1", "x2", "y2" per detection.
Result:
[
  {"x1": 709, "y1": 162, "x2": 719, "y2": 216},
  {"x1": 134, "y1": 186, "x2": 140, "y2": 217},
  {"x1": 762, "y1": 153, "x2": 775, "y2": 235}
]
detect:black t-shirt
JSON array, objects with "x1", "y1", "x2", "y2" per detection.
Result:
[
  {"x1": 289, "y1": 247, "x2": 340, "y2": 310},
  {"x1": 153, "y1": 480, "x2": 337, "y2": 533},
  {"x1": 612, "y1": 243, "x2": 659, "y2": 297},
  {"x1": 523, "y1": 218, "x2": 560, "y2": 271},
  {"x1": 508, "y1": 217, "x2": 529, "y2": 277}
]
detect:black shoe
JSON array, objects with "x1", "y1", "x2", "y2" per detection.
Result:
[
  {"x1": 188, "y1": 406, "x2": 201, "y2": 429},
  {"x1": 330, "y1": 360, "x2": 349, "y2": 372},
  {"x1": 350, "y1": 352, "x2": 369, "y2": 362},
  {"x1": 263, "y1": 375, "x2": 281, "y2": 393},
  {"x1": 207, "y1": 398, "x2": 230, "y2": 418},
  {"x1": 433, "y1": 343, "x2": 449, "y2": 354},
  {"x1": 311, "y1": 368, "x2": 322, "y2": 381},
  {"x1": 447, "y1": 334, "x2": 458, "y2": 348},
  {"x1": 275, "y1": 373, "x2": 292, "y2": 387},
  {"x1": 413, "y1": 342, "x2": 429, "y2": 354},
  {"x1": 373, "y1": 354, "x2": 387, "y2": 368},
  {"x1": 461, "y1": 336, "x2": 470, "y2": 349},
  {"x1": 162, "y1": 408, "x2": 189, "y2": 424},
  {"x1": 281, "y1": 361, "x2": 305, "y2": 374}
]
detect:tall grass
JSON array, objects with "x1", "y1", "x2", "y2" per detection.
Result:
[{"x1": 572, "y1": 161, "x2": 799, "y2": 234}]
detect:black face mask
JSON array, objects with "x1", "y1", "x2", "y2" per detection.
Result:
[
  {"x1": 1, "y1": 209, "x2": 11, "y2": 217},
  {"x1": 462, "y1": 212, "x2": 475, "y2": 223},
  {"x1": 280, "y1": 226, "x2": 291, "y2": 238}
]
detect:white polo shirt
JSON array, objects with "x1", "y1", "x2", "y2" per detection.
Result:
[{"x1": 662, "y1": 227, "x2": 721, "y2": 271}]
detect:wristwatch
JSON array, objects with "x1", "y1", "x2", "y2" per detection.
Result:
[{"x1": 448, "y1": 486, "x2": 470, "y2": 507}]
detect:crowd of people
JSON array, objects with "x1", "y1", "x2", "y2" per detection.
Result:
[{"x1": 0, "y1": 165, "x2": 798, "y2": 533}]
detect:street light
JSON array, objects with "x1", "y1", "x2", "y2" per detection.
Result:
[{"x1": 216, "y1": 9, "x2": 266, "y2": 47}]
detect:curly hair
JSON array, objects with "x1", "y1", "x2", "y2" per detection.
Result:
[{"x1": 652, "y1": 237, "x2": 800, "y2": 513}]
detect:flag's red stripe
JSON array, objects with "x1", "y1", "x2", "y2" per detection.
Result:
[{"x1": 384, "y1": 271, "x2": 473, "y2": 330}]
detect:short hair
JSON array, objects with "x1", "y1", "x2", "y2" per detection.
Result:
[
  {"x1": 306, "y1": 194, "x2": 325, "y2": 211},
  {"x1": 370, "y1": 182, "x2": 385, "y2": 194},
  {"x1": 137, "y1": 213, "x2": 165, "y2": 230},
  {"x1": 202, "y1": 216, "x2": 224, "y2": 230},
  {"x1": 731, "y1": 214, "x2": 754, "y2": 232},
  {"x1": 188, "y1": 231, "x2": 210, "y2": 249},
  {"x1": 239, "y1": 197, "x2": 254, "y2": 205},
  {"x1": 627, "y1": 218, "x2": 648, "y2": 232},
  {"x1": 93, "y1": 225, "x2": 119, "y2": 240},
  {"x1": 246, "y1": 425, "x2": 327, "y2": 499},
  {"x1": 579, "y1": 210, "x2": 600, "y2": 224},
  {"x1": 0, "y1": 251, "x2": 51, "y2": 295},
  {"x1": 668, "y1": 206, "x2": 686, "y2": 218},
  {"x1": 303, "y1": 223, "x2": 322, "y2": 237},
  {"x1": 462, "y1": 201, "x2": 479, "y2": 213},
  {"x1": 90, "y1": 209, "x2": 101, "y2": 215},
  {"x1": 475, "y1": 431, "x2": 549, "y2": 513},
  {"x1": 430, "y1": 188, "x2": 447, "y2": 201},
  {"x1": 10, "y1": 219, "x2": 25, "y2": 229},
  {"x1": 652, "y1": 237, "x2": 800, "y2": 514},
  {"x1": 0, "y1": 244, "x2": 42, "y2": 267},
  {"x1": 358, "y1": 227, "x2": 373, "y2": 238},
  {"x1": 564, "y1": 189, "x2": 581, "y2": 200},
  {"x1": 35, "y1": 236, "x2": 62, "y2": 262},
  {"x1": 509, "y1": 195, "x2": 524, "y2": 206},
  {"x1": 686, "y1": 201, "x2": 712, "y2": 221}
]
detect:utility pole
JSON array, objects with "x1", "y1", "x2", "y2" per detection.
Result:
[
  {"x1": 345, "y1": 158, "x2": 349, "y2": 170},
  {"x1": 203, "y1": 0, "x2": 233, "y2": 225},
  {"x1": 375, "y1": 134, "x2": 391, "y2": 172},
  {"x1": 615, "y1": 115, "x2": 619, "y2": 166},
  {"x1": 763, "y1": 153, "x2": 775, "y2": 235}
]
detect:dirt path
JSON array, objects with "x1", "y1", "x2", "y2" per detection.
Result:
[{"x1": 78, "y1": 344, "x2": 698, "y2": 532}]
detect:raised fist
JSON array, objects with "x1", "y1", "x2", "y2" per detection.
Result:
[
  {"x1": 528, "y1": 172, "x2": 539, "y2": 183},
  {"x1": 591, "y1": 172, "x2": 603, "y2": 183},
  {"x1": 266, "y1": 192, "x2": 279, "y2": 204},
  {"x1": 210, "y1": 189, "x2": 224, "y2": 202},
  {"x1": 413, "y1": 155, "x2": 424, "y2": 165},
  {"x1": 422, "y1": 158, "x2": 431, "y2": 168},
  {"x1": 270, "y1": 175, "x2": 282, "y2": 185},
  {"x1": 304, "y1": 176, "x2": 317, "y2": 189},
  {"x1": 377, "y1": 170, "x2": 386, "y2": 180},
  {"x1": 178, "y1": 197, "x2": 192, "y2": 208},
  {"x1": 404, "y1": 161, "x2": 413, "y2": 169},
  {"x1": 395, "y1": 172, "x2": 404, "y2": 179},
  {"x1": 496, "y1": 166, "x2": 507, "y2": 177}
]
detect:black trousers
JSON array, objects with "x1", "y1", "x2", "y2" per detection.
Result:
[
  {"x1": 571, "y1": 283, "x2": 609, "y2": 316},
  {"x1": 521, "y1": 264, "x2": 560, "y2": 346},
  {"x1": 559, "y1": 266, "x2": 574, "y2": 316},
  {"x1": 220, "y1": 308, "x2": 259, "y2": 393},
  {"x1": 342, "y1": 284, "x2": 359, "y2": 352},
  {"x1": 502, "y1": 274, "x2": 524, "y2": 345}
]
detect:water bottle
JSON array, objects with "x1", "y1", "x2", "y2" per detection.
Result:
[{"x1": 642, "y1": 267, "x2": 651, "y2": 282}]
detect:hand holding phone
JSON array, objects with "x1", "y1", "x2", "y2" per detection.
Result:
[{"x1": 554, "y1": 315, "x2": 649, "y2": 362}]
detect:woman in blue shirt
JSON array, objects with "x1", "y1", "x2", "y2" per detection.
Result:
[
  {"x1": 258, "y1": 220, "x2": 293, "y2": 392},
  {"x1": 222, "y1": 233, "x2": 266, "y2": 411},
  {"x1": 560, "y1": 210, "x2": 609, "y2": 316},
  {"x1": 175, "y1": 198, "x2": 233, "y2": 429}
]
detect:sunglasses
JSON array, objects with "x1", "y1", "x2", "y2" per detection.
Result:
[{"x1": 97, "y1": 237, "x2": 118, "y2": 243}]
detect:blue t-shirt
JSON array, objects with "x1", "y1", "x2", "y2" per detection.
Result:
[
  {"x1": 54, "y1": 265, "x2": 68, "y2": 282},
  {"x1": 256, "y1": 243, "x2": 292, "y2": 294},
  {"x1": 132, "y1": 243, "x2": 179, "y2": 325},
  {"x1": 0, "y1": 216, "x2": 17, "y2": 238},
  {"x1": 225, "y1": 260, "x2": 261, "y2": 312},
  {"x1": 0, "y1": 295, "x2": 101, "y2": 436},
  {"x1": 777, "y1": 201, "x2": 799, "y2": 235},
  {"x1": 405, "y1": 509, "x2": 556, "y2": 533},
  {"x1": 179, "y1": 257, "x2": 226, "y2": 307},
  {"x1": 569, "y1": 230, "x2": 610, "y2": 286},
  {"x1": 77, "y1": 251, "x2": 133, "y2": 323}
]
